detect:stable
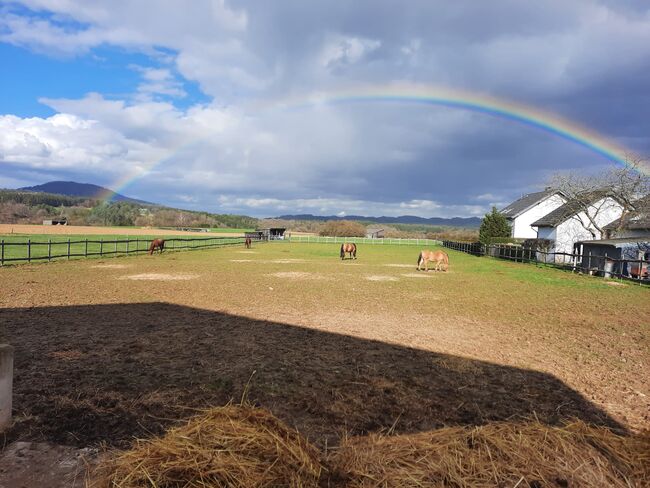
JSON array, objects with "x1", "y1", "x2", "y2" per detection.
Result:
[
  {"x1": 574, "y1": 238, "x2": 650, "y2": 278},
  {"x1": 43, "y1": 217, "x2": 67, "y2": 225},
  {"x1": 366, "y1": 228, "x2": 385, "y2": 239},
  {"x1": 257, "y1": 228, "x2": 287, "y2": 240}
]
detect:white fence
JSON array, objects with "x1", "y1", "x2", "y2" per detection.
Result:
[{"x1": 288, "y1": 235, "x2": 442, "y2": 246}]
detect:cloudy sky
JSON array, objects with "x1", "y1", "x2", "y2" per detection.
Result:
[{"x1": 1, "y1": 1, "x2": 649, "y2": 218}]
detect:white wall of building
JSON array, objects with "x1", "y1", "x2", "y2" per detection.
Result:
[
  {"x1": 540, "y1": 197, "x2": 624, "y2": 256},
  {"x1": 511, "y1": 194, "x2": 566, "y2": 239}
]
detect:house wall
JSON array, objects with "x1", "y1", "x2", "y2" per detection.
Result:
[
  {"x1": 551, "y1": 197, "x2": 624, "y2": 255},
  {"x1": 511, "y1": 194, "x2": 566, "y2": 239}
]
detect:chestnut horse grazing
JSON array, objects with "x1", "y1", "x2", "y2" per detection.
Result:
[
  {"x1": 245, "y1": 237, "x2": 252, "y2": 249},
  {"x1": 340, "y1": 242, "x2": 357, "y2": 260},
  {"x1": 417, "y1": 249, "x2": 449, "y2": 271},
  {"x1": 148, "y1": 239, "x2": 165, "y2": 255}
]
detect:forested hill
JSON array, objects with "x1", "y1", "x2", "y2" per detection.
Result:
[{"x1": 18, "y1": 181, "x2": 151, "y2": 204}]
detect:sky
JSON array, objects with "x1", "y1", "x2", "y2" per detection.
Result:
[{"x1": 1, "y1": 1, "x2": 649, "y2": 218}]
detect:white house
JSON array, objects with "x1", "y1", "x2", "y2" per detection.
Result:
[
  {"x1": 500, "y1": 189, "x2": 567, "y2": 239},
  {"x1": 532, "y1": 193, "x2": 624, "y2": 259},
  {"x1": 603, "y1": 194, "x2": 650, "y2": 239}
]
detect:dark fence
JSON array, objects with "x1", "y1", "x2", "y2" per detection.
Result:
[
  {"x1": 0, "y1": 235, "x2": 258, "y2": 266},
  {"x1": 442, "y1": 240, "x2": 650, "y2": 284}
]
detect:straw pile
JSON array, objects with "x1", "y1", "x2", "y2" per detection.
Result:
[
  {"x1": 90, "y1": 405, "x2": 322, "y2": 488},
  {"x1": 327, "y1": 420, "x2": 650, "y2": 488}
]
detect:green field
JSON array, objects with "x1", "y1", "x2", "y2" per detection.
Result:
[{"x1": 0, "y1": 233, "x2": 243, "y2": 263}]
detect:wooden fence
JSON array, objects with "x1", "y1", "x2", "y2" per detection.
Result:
[
  {"x1": 0, "y1": 235, "x2": 254, "y2": 266},
  {"x1": 442, "y1": 240, "x2": 650, "y2": 284}
]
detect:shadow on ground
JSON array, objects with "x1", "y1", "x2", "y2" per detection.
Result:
[{"x1": 0, "y1": 302, "x2": 624, "y2": 448}]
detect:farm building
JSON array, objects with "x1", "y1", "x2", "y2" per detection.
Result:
[
  {"x1": 258, "y1": 227, "x2": 287, "y2": 240},
  {"x1": 366, "y1": 228, "x2": 385, "y2": 239},
  {"x1": 574, "y1": 238, "x2": 650, "y2": 279},
  {"x1": 43, "y1": 217, "x2": 67, "y2": 225},
  {"x1": 532, "y1": 192, "x2": 624, "y2": 260},
  {"x1": 603, "y1": 194, "x2": 650, "y2": 239},
  {"x1": 500, "y1": 189, "x2": 566, "y2": 239}
]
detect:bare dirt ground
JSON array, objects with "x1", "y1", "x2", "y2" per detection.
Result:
[
  {"x1": 0, "y1": 242, "x2": 648, "y2": 486},
  {"x1": 0, "y1": 223, "x2": 243, "y2": 237}
]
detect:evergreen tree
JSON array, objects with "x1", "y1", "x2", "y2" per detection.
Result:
[{"x1": 479, "y1": 206, "x2": 511, "y2": 244}]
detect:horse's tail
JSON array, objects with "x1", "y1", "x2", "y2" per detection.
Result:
[
  {"x1": 340, "y1": 243, "x2": 344, "y2": 259},
  {"x1": 148, "y1": 241, "x2": 155, "y2": 255},
  {"x1": 352, "y1": 243, "x2": 357, "y2": 258},
  {"x1": 159, "y1": 240, "x2": 165, "y2": 253},
  {"x1": 417, "y1": 251, "x2": 422, "y2": 266},
  {"x1": 443, "y1": 252, "x2": 449, "y2": 270}
]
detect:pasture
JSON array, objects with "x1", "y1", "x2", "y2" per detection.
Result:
[{"x1": 0, "y1": 241, "x2": 648, "y2": 452}]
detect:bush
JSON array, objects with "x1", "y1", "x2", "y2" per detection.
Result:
[{"x1": 319, "y1": 220, "x2": 366, "y2": 237}]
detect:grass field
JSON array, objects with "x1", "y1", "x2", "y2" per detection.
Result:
[
  {"x1": 0, "y1": 233, "x2": 243, "y2": 262},
  {"x1": 0, "y1": 242, "x2": 648, "y2": 450}
]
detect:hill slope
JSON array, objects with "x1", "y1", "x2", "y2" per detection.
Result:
[{"x1": 19, "y1": 181, "x2": 152, "y2": 205}]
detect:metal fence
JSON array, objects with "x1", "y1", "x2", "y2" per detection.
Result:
[
  {"x1": 288, "y1": 235, "x2": 442, "y2": 246},
  {"x1": 442, "y1": 240, "x2": 650, "y2": 284},
  {"x1": 0, "y1": 235, "x2": 255, "y2": 265}
]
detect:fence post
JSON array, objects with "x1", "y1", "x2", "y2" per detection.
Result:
[
  {"x1": 48, "y1": 239, "x2": 51, "y2": 262},
  {"x1": 114, "y1": 240, "x2": 118, "y2": 256},
  {"x1": 67, "y1": 238, "x2": 71, "y2": 260},
  {"x1": 100, "y1": 239, "x2": 103, "y2": 256},
  {"x1": 126, "y1": 238, "x2": 129, "y2": 255},
  {"x1": 28, "y1": 239, "x2": 31, "y2": 263},
  {"x1": 1, "y1": 240, "x2": 4, "y2": 266},
  {"x1": 85, "y1": 239, "x2": 88, "y2": 257}
]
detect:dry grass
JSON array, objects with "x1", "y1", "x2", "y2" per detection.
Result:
[
  {"x1": 90, "y1": 406, "x2": 650, "y2": 488},
  {"x1": 328, "y1": 420, "x2": 650, "y2": 488},
  {"x1": 90, "y1": 405, "x2": 322, "y2": 488}
]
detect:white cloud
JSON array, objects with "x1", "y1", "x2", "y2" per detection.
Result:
[{"x1": 320, "y1": 34, "x2": 381, "y2": 69}]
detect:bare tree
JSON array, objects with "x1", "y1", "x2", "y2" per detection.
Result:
[{"x1": 549, "y1": 155, "x2": 650, "y2": 238}]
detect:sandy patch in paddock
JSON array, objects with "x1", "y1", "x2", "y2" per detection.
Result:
[
  {"x1": 401, "y1": 273, "x2": 434, "y2": 278},
  {"x1": 120, "y1": 273, "x2": 199, "y2": 281},
  {"x1": 230, "y1": 259, "x2": 253, "y2": 262},
  {"x1": 236, "y1": 251, "x2": 258, "y2": 254},
  {"x1": 91, "y1": 264, "x2": 129, "y2": 269},
  {"x1": 383, "y1": 264, "x2": 414, "y2": 268},
  {"x1": 270, "y1": 259, "x2": 306, "y2": 264},
  {"x1": 604, "y1": 281, "x2": 627, "y2": 287},
  {"x1": 268, "y1": 271, "x2": 329, "y2": 280},
  {"x1": 365, "y1": 275, "x2": 399, "y2": 282}
]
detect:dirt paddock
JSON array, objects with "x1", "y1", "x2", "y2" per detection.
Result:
[{"x1": 1, "y1": 242, "x2": 648, "y2": 455}]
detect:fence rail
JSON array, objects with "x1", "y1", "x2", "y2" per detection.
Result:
[
  {"x1": 289, "y1": 235, "x2": 442, "y2": 246},
  {"x1": 442, "y1": 240, "x2": 650, "y2": 284},
  {"x1": 0, "y1": 235, "x2": 255, "y2": 266}
]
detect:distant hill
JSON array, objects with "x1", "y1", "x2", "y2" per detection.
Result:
[
  {"x1": 18, "y1": 181, "x2": 153, "y2": 205},
  {"x1": 276, "y1": 214, "x2": 482, "y2": 228}
]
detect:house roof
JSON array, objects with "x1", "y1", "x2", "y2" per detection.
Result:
[
  {"x1": 500, "y1": 189, "x2": 560, "y2": 219},
  {"x1": 576, "y1": 237, "x2": 650, "y2": 247},
  {"x1": 532, "y1": 191, "x2": 612, "y2": 228},
  {"x1": 603, "y1": 194, "x2": 650, "y2": 231}
]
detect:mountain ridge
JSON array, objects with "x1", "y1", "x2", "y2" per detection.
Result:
[
  {"x1": 18, "y1": 181, "x2": 153, "y2": 205},
  {"x1": 275, "y1": 213, "x2": 482, "y2": 227}
]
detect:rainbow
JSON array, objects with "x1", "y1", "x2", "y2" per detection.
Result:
[{"x1": 103, "y1": 83, "x2": 647, "y2": 200}]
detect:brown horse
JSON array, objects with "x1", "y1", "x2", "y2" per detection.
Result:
[
  {"x1": 340, "y1": 242, "x2": 357, "y2": 260},
  {"x1": 417, "y1": 249, "x2": 448, "y2": 271},
  {"x1": 245, "y1": 237, "x2": 252, "y2": 249},
  {"x1": 148, "y1": 239, "x2": 165, "y2": 255}
]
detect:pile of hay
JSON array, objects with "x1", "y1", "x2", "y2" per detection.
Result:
[
  {"x1": 91, "y1": 405, "x2": 322, "y2": 488},
  {"x1": 327, "y1": 420, "x2": 650, "y2": 487},
  {"x1": 91, "y1": 405, "x2": 650, "y2": 488}
]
